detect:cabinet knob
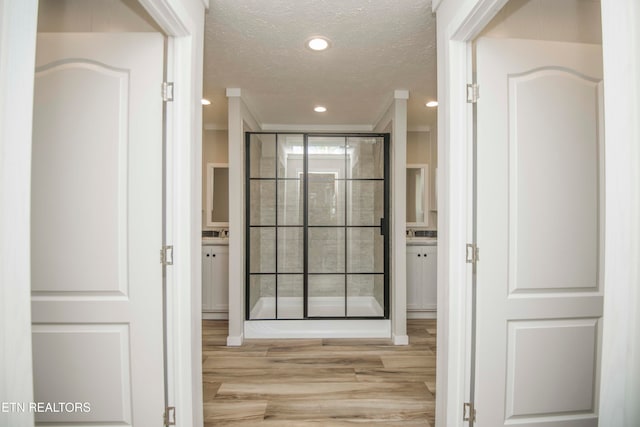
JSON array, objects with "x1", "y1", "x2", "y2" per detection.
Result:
[
  {"x1": 418, "y1": 254, "x2": 421, "y2": 257},
  {"x1": 206, "y1": 254, "x2": 210, "y2": 257},
  {"x1": 424, "y1": 254, "x2": 428, "y2": 257},
  {"x1": 212, "y1": 254, "x2": 216, "y2": 257}
]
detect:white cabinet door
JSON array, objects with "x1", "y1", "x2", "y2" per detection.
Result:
[
  {"x1": 211, "y1": 246, "x2": 229, "y2": 312},
  {"x1": 422, "y1": 245, "x2": 437, "y2": 311},
  {"x1": 475, "y1": 38, "x2": 603, "y2": 427},
  {"x1": 406, "y1": 246, "x2": 423, "y2": 311},
  {"x1": 31, "y1": 33, "x2": 164, "y2": 425},
  {"x1": 406, "y1": 244, "x2": 437, "y2": 317},
  {"x1": 202, "y1": 245, "x2": 229, "y2": 316},
  {"x1": 202, "y1": 246, "x2": 213, "y2": 311}
]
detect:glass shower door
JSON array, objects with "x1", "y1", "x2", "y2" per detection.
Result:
[
  {"x1": 307, "y1": 135, "x2": 386, "y2": 317},
  {"x1": 247, "y1": 132, "x2": 388, "y2": 320}
]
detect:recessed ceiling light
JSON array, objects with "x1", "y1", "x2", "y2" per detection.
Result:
[
  {"x1": 201, "y1": 98, "x2": 211, "y2": 105},
  {"x1": 314, "y1": 106, "x2": 327, "y2": 113},
  {"x1": 306, "y1": 37, "x2": 331, "y2": 51},
  {"x1": 425, "y1": 101, "x2": 438, "y2": 107}
]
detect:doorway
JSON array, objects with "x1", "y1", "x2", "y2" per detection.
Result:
[
  {"x1": 246, "y1": 133, "x2": 390, "y2": 320},
  {"x1": 437, "y1": 1, "x2": 605, "y2": 426}
]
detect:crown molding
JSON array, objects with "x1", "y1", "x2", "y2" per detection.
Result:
[{"x1": 260, "y1": 123, "x2": 374, "y2": 132}]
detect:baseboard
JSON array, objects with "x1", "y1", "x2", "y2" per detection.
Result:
[
  {"x1": 407, "y1": 310, "x2": 437, "y2": 319},
  {"x1": 202, "y1": 311, "x2": 228, "y2": 320},
  {"x1": 393, "y1": 334, "x2": 410, "y2": 345},
  {"x1": 226, "y1": 334, "x2": 243, "y2": 347}
]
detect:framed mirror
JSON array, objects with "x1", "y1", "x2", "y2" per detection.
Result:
[
  {"x1": 206, "y1": 163, "x2": 229, "y2": 227},
  {"x1": 406, "y1": 164, "x2": 429, "y2": 226}
]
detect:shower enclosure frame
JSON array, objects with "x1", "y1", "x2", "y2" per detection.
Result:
[{"x1": 245, "y1": 132, "x2": 390, "y2": 320}]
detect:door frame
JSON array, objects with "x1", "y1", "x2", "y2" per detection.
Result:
[
  {"x1": 433, "y1": 1, "x2": 640, "y2": 426},
  {"x1": 0, "y1": 0, "x2": 207, "y2": 425}
]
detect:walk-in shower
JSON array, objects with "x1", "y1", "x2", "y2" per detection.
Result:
[{"x1": 246, "y1": 133, "x2": 389, "y2": 320}]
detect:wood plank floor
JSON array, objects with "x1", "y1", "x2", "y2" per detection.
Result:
[{"x1": 202, "y1": 319, "x2": 437, "y2": 426}]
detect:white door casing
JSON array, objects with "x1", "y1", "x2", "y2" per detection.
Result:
[
  {"x1": 31, "y1": 33, "x2": 165, "y2": 425},
  {"x1": 475, "y1": 38, "x2": 603, "y2": 426}
]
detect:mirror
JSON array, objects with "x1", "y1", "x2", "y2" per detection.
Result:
[
  {"x1": 406, "y1": 164, "x2": 429, "y2": 226},
  {"x1": 206, "y1": 163, "x2": 229, "y2": 226}
]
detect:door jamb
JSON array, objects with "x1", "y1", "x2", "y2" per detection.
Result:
[
  {"x1": 135, "y1": 1, "x2": 205, "y2": 426},
  {"x1": 435, "y1": 1, "x2": 509, "y2": 426}
]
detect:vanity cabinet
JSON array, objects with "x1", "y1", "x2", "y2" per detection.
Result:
[
  {"x1": 202, "y1": 244, "x2": 229, "y2": 318},
  {"x1": 406, "y1": 244, "x2": 437, "y2": 318}
]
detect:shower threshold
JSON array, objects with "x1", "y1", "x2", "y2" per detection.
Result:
[
  {"x1": 244, "y1": 317, "x2": 391, "y2": 339},
  {"x1": 246, "y1": 296, "x2": 389, "y2": 339}
]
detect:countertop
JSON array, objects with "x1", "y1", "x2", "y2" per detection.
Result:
[
  {"x1": 202, "y1": 237, "x2": 229, "y2": 245},
  {"x1": 406, "y1": 237, "x2": 437, "y2": 246},
  {"x1": 203, "y1": 237, "x2": 435, "y2": 246}
]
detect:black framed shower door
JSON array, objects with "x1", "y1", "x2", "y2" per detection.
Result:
[{"x1": 246, "y1": 132, "x2": 390, "y2": 320}]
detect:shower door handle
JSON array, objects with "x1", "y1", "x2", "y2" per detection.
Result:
[{"x1": 380, "y1": 217, "x2": 386, "y2": 236}]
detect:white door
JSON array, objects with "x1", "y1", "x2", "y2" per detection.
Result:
[
  {"x1": 31, "y1": 33, "x2": 165, "y2": 425},
  {"x1": 475, "y1": 38, "x2": 603, "y2": 426}
]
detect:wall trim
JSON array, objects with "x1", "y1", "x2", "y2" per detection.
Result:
[
  {"x1": 0, "y1": 1, "x2": 38, "y2": 425},
  {"x1": 139, "y1": 1, "x2": 205, "y2": 426},
  {"x1": 435, "y1": 1, "x2": 509, "y2": 426},
  {"x1": 261, "y1": 123, "x2": 374, "y2": 132}
]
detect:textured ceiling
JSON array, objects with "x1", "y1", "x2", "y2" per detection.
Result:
[{"x1": 203, "y1": 0, "x2": 437, "y2": 130}]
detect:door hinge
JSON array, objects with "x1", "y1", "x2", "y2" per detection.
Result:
[
  {"x1": 466, "y1": 83, "x2": 479, "y2": 103},
  {"x1": 466, "y1": 243, "x2": 479, "y2": 264},
  {"x1": 160, "y1": 245, "x2": 174, "y2": 266},
  {"x1": 164, "y1": 406, "x2": 176, "y2": 426},
  {"x1": 162, "y1": 82, "x2": 174, "y2": 102},
  {"x1": 463, "y1": 402, "x2": 476, "y2": 423}
]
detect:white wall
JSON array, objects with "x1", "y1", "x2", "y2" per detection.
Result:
[
  {"x1": 480, "y1": 0, "x2": 601, "y2": 43},
  {"x1": 38, "y1": 0, "x2": 161, "y2": 32},
  {"x1": 0, "y1": 1, "x2": 38, "y2": 425}
]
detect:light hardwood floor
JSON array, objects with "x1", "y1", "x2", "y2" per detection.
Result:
[{"x1": 202, "y1": 319, "x2": 437, "y2": 426}]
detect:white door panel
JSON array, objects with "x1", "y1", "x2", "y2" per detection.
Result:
[
  {"x1": 31, "y1": 33, "x2": 164, "y2": 425},
  {"x1": 475, "y1": 38, "x2": 603, "y2": 426}
]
